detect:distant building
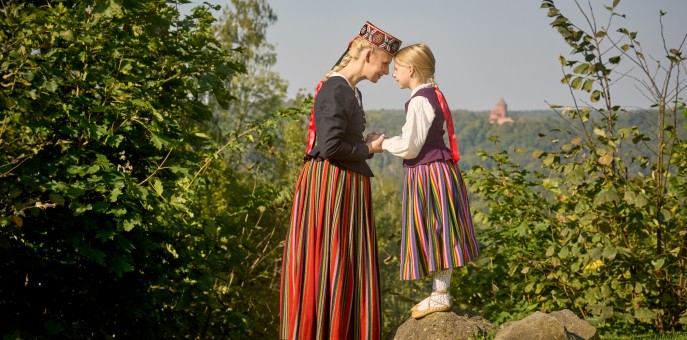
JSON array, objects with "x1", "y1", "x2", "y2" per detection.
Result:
[{"x1": 489, "y1": 98, "x2": 514, "y2": 124}]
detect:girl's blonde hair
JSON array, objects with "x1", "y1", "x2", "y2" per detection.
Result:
[
  {"x1": 323, "y1": 38, "x2": 383, "y2": 80},
  {"x1": 395, "y1": 43, "x2": 436, "y2": 85}
]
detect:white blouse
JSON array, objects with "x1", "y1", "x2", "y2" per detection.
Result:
[{"x1": 381, "y1": 83, "x2": 436, "y2": 159}]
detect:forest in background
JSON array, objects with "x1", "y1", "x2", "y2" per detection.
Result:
[
  {"x1": 366, "y1": 109, "x2": 686, "y2": 210},
  {"x1": 1, "y1": 0, "x2": 686, "y2": 338}
]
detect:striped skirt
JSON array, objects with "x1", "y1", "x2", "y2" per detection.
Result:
[
  {"x1": 400, "y1": 161, "x2": 480, "y2": 280},
  {"x1": 280, "y1": 160, "x2": 381, "y2": 340}
]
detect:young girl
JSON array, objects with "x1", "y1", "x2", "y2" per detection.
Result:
[
  {"x1": 381, "y1": 43, "x2": 480, "y2": 319},
  {"x1": 280, "y1": 22, "x2": 401, "y2": 339}
]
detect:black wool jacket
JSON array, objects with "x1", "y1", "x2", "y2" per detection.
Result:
[{"x1": 306, "y1": 76, "x2": 374, "y2": 177}]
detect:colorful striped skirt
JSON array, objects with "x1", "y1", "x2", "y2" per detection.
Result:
[
  {"x1": 280, "y1": 160, "x2": 381, "y2": 340},
  {"x1": 400, "y1": 161, "x2": 480, "y2": 280}
]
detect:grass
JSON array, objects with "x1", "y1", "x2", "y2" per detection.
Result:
[{"x1": 600, "y1": 333, "x2": 687, "y2": 340}]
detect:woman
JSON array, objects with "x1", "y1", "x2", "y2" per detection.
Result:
[{"x1": 279, "y1": 21, "x2": 401, "y2": 340}]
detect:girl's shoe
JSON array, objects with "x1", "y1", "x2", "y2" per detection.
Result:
[{"x1": 410, "y1": 290, "x2": 451, "y2": 318}]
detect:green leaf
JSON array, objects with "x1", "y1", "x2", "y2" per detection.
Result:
[
  {"x1": 593, "y1": 128, "x2": 606, "y2": 137},
  {"x1": 543, "y1": 154, "x2": 558, "y2": 167},
  {"x1": 598, "y1": 153, "x2": 613, "y2": 165},
  {"x1": 602, "y1": 246, "x2": 617, "y2": 260},
  {"x1": 558, "y1": 54, "x2": 567, "y2": 66},
  {"x1": 634, "y1": 193, "x2": 648, "y2": 208},
  {"x1": 589, "y1": 247, "x2": 603, "y2": 261},
  {"x1": 546, "y1": 245, "x2": 555, "y2": 257},
  {"x1": 95, "y1": 229, "x2": 117, "y2": 242},
  {"x1": 108, "y1": 206, "x2": 127, "y2": 217},
  {"x1": 593, "y1": 187, "x2": 620, "y2": 206},
  {"x1": 45, "y1": 80, "x2": 58, "y2": 92},
  {"x1": 122, "y1": 218, "x2": 139, "y2": 232},
  {"x1": 49, "y1": 193, "x2": 65, "y2": 206},
  {"x1": 59, "y1": 30, "x2": 74, "y2": 41},
  {"x1": 151, "y1": 178, "x2": 164, "y2": 196},
  {"x1": 93, "y1": 201, "x2": 109, "y2": 212},
  {"x1": 635, "y1": 308, "x2": 656, "y2": 322},
  {"x1": 110, "y1": 255, "x2": 134, "y2": 277},
  {"x1": 80, "y1": 246, "x2": 106, "y2": 264},
  {"x1": 571, "y1": 77, "x2": 583, "y2": 89},
  {"x1": 573, "y1": 63, "x2": 589, "y2": 74},
  {"x1": 652, "y1": 258, "x2": 665, "y2": 270}
]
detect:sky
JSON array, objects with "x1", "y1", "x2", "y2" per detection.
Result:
[{"x1": 182, "y1": 1, "x2": 687, "y2": 111}]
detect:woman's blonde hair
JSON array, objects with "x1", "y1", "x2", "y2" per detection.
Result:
[
  {"x1": 323, "y1": 38, "x2": 383, "y2": 80},
  {"x1": 395, "y1": 43, "x2": 436, "y2": 85}
]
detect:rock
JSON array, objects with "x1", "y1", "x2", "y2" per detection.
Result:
[
  {"x1": 388, "y1": 308, "x2": 495, "y2": 340},
  {"x1": 495, "y1": 310, "x2": 599, "y2": 340},
  {"x1": 550, "y1": 309, "x2": 599, "y2": 340}
]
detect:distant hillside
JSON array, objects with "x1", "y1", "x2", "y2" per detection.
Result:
[{"x1": 365, "y1": 108, "x2": 686, "y2": 180}]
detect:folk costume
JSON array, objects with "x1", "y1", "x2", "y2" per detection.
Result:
[
  {"x1": 279, "y1": 22, "x2": 401, "y2": 340},
  {"x1": 382, "y1": 83, "x2": 480, "y2": 317}
]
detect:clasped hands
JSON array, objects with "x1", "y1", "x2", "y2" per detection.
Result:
[{"x1": 365, "y1": 131, "x2": 386, "y2": 154}]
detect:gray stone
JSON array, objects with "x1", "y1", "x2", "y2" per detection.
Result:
[
  {"x1": 495, "y1": 310, "x2": 599, "y2": 340},
  {"x1": 550, "y1": 309, "x2": 600, "y2": 340},
  {"x1": 388, "y1": 308, "x2": 495, "y2": 340}
]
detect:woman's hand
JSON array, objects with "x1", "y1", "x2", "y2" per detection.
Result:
[
  {"x1": 365, "y1": 131, "x2": 383, "y2": 143},
  {"x1": 366, "y1": 133, "x2": 386, "y2": 153}
]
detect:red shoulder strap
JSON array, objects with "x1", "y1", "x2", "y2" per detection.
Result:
[
  {"x1": 305, "y1": 80, "x2": 325, "y2": 154},
  {"x1": 434, "y1": 86, "x2": 460, "y2": 163}
]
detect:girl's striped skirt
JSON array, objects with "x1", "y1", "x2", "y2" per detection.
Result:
[
  {"x1": 280, "y1": 160, "x2": 381, "y2": 340},
  {"x1": 400, "y1": 160, "x2": 480, "y2": 280}
]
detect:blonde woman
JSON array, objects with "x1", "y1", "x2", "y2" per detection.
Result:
[
  {"x1": 279, "y1": 22, "x2": 401, "y2": 339},
  {"x1": 383, "y1": 43, "x2": 480, "y2": 319}
]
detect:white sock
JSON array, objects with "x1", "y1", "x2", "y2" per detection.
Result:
[
  {"x1": 433, "y1": 268, "x2": 452, "y2": 291},
  {"x1": 415, "y1": 268, "x2": 452, "y2": 311}
]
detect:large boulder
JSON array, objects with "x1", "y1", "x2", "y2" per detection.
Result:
[
  {"x1": 495, "y1": 310, "x2": 599, "y2": 340},
  {"x1": 388, "y1": 308, "x2": 495, "y2": 340}
]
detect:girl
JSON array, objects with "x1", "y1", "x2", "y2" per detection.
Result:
[
  {"x1": 279, "y1": 22, "x2": 401, "y2": 339},
  {"x1": 382, "y1": 43, "x2": 480, "y2": 319}
]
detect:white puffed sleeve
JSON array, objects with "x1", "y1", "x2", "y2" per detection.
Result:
[{"x1": 381, "y1": 96, "x2": 435, "y2": 159}]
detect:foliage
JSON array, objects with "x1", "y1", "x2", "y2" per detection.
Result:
[
  {"x1": 453, "y1": 0, "x2": 687, "y2": 335},
  {"x1": 179, "y1": 1, "x2": 307, "y2": 337},
  {"x1": 0, "y1": 0, "x2": 247, "y2": 337},
  {"x1": 208, "y1": 0, "x2": 287, "y2": 158},
  {"x1": 3, "y1": 0, "x2": 685, "y2": 338}
]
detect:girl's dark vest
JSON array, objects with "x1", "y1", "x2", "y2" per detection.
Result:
[{"x1": 403, "y1": 87, "x2": 453, "y2": 168}]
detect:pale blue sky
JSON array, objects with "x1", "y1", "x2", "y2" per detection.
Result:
[{"x1": 183, "y1": 1, "x2": 686, "y2": 111}]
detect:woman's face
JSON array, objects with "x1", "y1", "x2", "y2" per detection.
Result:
[{"x1": 365, "y1": 50, "x2": 393, "y2": 83}]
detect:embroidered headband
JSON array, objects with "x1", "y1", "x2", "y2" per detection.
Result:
[
  {"x1": 331, "y1": 21, "x2": 402, "y2": 71},
  {"x1": 355, "y1": 21, "x2": 402, "y2": 56}
]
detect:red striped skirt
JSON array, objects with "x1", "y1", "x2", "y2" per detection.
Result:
[
  {"x1": 280, "y1": 160, "x2": 381, "y2": 340},
  {"x1": 400, "y1": 161, "x2": 480, "y2": 280}
]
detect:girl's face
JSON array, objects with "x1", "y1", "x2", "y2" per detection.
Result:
[{"x1": 392, "y1": 60, "x2": 412, "y2": 90}]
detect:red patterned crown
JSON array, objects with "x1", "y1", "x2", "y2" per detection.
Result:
[{"x1": 356, "y1": 21, "x2": 402, "y2": 55}]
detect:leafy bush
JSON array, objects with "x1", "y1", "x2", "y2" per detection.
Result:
[
  {"x1": 0, "y1": 1, "x2": 242, "y2": 337},
  {"x1": 456, "y1": 0, "x2": 687, "y2": 334}
]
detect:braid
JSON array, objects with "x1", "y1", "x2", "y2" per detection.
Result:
[
  {"x1": 324, "y1": 54, "x2": 353, "y2": 80},
  {"x1": 322, "y1": 38, "x2": 377, "y2": 81}
]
